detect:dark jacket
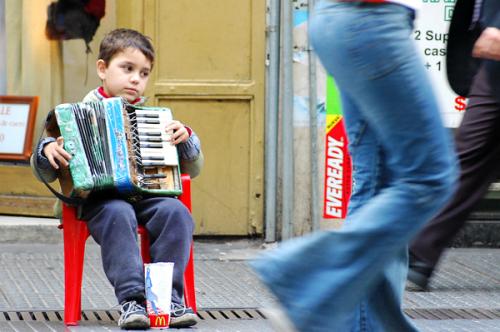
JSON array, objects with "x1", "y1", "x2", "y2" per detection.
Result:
[{"x1": 446, "y1": 0, "x2": 500, "y2": 96}]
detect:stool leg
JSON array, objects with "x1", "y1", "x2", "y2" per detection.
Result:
[
  {"x1": 183, "y1": 243, "x2": 197, "y2": 313},
  {"x1": 63, "y1": 206, "x2": 89, "y2": 326},
  {"x1": 178, "y1": 175, "x2": 197, "y2": 312},
  {"x1": 138, "y1": 227, "x2": 151, "y2": 264}
]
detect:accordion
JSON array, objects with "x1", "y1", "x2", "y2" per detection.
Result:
[{"x1": 53, "y1": 97, "x2": 182, "y2": 199}]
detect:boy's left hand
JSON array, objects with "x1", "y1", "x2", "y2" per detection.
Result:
[{"x1": 165, "y1": 120, "x2": 190, "y2": 145}]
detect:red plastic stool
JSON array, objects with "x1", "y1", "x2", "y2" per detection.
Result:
[{"x1": 61, "y1": 174, "x2": 197, "y2": 326}]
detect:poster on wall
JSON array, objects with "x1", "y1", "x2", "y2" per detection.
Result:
[
  {"x1": 0, "y1": 96, "x2": 39, "y2": 161},
  {"x1": 291, "y1": 1, "x2": 352, "y2": 219},
  {"x1": 414, "y1": 0, "x2": 465, "y2": 128},
  {"x1": 323, "y1": 77, "x2": 351, "y2": 219}
]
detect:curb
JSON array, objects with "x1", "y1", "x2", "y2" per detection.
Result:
[{"x1": 0, "y1": 216, "x2": 62, "y2": 244}]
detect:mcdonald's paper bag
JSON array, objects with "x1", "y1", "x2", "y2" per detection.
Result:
[{"x1": 145, "y1": 262, "x2": 174, "y2": 328}]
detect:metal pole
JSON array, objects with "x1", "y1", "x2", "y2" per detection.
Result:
[
  {"x1": 264, "y1": 0, "x2": 280, "y2": 243},
  {"x1": 308, "y1": 0, "x2": 320, "y2": 231},
  {"x1": 281, "y1": 0, "x2": 294, "y2": 240}
]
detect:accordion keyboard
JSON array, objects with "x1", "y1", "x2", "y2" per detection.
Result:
[
  {"x1": 128, "y1": 108, "x2": 181, "y2": 192},
  {"x1": 135, "y1": 109, "x2": 178, "y2": 167}
]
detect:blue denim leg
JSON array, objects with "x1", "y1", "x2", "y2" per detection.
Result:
[
  {"x1": 341, "y1": 93, "x2": 387, "y2": 216},
  {"x1": 363, "y1": 248, "x2": 415, "y2": 332},
  {"x1": 342, "y1": 93, "x2": 412, "y2": 332},
  {"x1": 251, "y1": 3, "x2": 457, "y2": 332},
  {"x1": 82, "y1": 199, "x2": 145, "y2": 304},
  {"x1": 82, "y1": 197, "x2": 195, "y2": 306},
  {"x1": 135, "y1": 197, "x2": 195, "y2": 305}
]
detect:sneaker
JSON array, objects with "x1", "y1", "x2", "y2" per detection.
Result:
[
  {"x1": 169, "y1": 302, "x2": 198, "y2": 328},
  {"x1": 118, "y1": 300, "x2": 150, "y2": 330},
  {"x1": 407, "y1": 252, "x2": 433, "y2": 291}
]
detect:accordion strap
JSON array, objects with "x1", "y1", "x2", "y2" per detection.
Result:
[
  {"x1": 33, "y1": 156, "x2": 84, "y2": 206},
  {"x1": 32, "y1": 110, "x2": 85, "y2": 206}
]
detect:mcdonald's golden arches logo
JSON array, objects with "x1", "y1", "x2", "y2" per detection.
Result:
[{"x1": 155, "y1": 315, "x2": 166, "y2": 325}]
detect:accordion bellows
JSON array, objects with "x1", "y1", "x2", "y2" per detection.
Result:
[{"x1": 54, "y1": 97, "x2": 182, "y2": 198}]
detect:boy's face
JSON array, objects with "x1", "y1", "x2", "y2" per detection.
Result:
[{"x1": 96, "y1": 47, "x2": 152, "y2": 103}]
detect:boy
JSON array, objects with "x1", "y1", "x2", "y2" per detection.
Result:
[{"x1": 34, "y1": 29, "x2": 203, "y2": 330}]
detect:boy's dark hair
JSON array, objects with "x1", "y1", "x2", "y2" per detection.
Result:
[{"x1": 98, "y1": 28, "x2": 155, "y2": 66}]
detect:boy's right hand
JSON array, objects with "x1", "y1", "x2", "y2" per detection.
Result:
[{"x1": 43, "y1": 136, "x2": 72, "y2": 170}]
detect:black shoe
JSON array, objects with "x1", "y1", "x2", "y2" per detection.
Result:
[
  {"x1": 169, "y1": 303, "x2": 198, "y2": 328},
  {"x1": 407, "y1": 252, "x2": 433, "y2": 291},
  {"x1": 118, "y1": 300, "x2": 150, "y2": 330}
]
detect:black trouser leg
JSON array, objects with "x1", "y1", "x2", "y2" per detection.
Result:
[{"x1": 410, "y1": 65, "x2": 500, "y2": 268}]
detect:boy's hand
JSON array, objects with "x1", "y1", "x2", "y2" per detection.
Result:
[
  {"x1": 43, "y1": 136, "x2": 72, "y2": 170},
  {"x1": 165, "y1": 120, "x2": 190, "y2": 145}
]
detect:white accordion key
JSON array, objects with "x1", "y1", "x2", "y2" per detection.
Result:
[{"x1": 135, "y1": 109, "x2": 178, "y2": 166}]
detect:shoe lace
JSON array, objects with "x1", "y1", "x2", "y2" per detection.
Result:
[
  {"x1": 119, "y1": 300, "x2": 144, "y2": 324},
  {"x1": 171, "y1": 302, "x2": 187, "y2": 316}
]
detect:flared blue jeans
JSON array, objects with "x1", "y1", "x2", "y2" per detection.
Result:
[{"x1": 252, "y1": 2, "x2": 457, "y2": 331}]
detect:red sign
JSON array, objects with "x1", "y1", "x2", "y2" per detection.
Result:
[{"x1": 323, "y1": 77, "x2": 352, "y2": 219}]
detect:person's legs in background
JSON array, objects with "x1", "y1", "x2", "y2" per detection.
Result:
[{"x1": 409, "y1": 65, "x2": 500, "y2": 289}]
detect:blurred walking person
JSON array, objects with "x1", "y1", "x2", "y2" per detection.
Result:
[
  {"x1": 409, "y1": 0, "x2": 500, "y2": 290},
  {"x1": 251, "y1": 1, "x2": 457, "y2": 331}
]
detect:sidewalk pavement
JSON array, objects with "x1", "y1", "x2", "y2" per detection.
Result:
[{"x1": 0, "y1": 215, "x2": 498, "y2": 331}]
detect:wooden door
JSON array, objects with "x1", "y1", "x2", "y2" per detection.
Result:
[{"x1": 119, "y1": 0, "x2": 266, "y2": 235}]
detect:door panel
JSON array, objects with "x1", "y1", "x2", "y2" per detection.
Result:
[
  {"x1": 159, "y1": 99, "x2": 252, "y2": 235},
  {"x1": 122, "y1": 0, "x2": 266, "y2": 235},
  {"x1": 155, "y1": 0, "x2": 253, "y2": 81}
]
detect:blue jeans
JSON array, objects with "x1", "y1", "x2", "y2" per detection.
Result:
[
  {"x1": 82, "y1": 196, "x2": 194, "y2": 305},
  {"x1": 251, "y1": 2, "x2": 457, "y2": 331}
]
